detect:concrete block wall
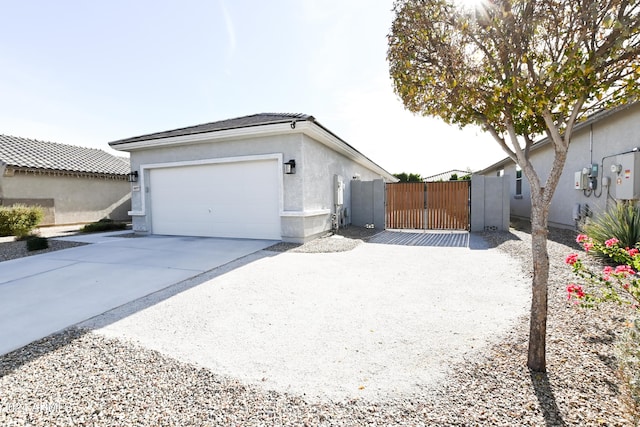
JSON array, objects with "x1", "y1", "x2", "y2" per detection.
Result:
[
  {"x1": 350, "y1": 179, "x2": 385, "y2": 229},
  {"x1": 470, "y1": 175, "x2": 510, "y2": 232}
]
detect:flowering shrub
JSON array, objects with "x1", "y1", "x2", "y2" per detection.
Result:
[
  {"x1": 566, "y1": 234, "x2": 640, "y2": 311},
  {"x1": 568, "y1": 234, "x2": 640, "y2": 424}
]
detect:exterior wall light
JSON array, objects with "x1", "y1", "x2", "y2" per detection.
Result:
[
  {"x1": 284, "y1": 160, "x2": 296, "y2": 174},
  {"x1": 127, "y1": 171, "x2": 139, "y2": 182}
]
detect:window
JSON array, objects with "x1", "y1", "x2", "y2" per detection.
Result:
[
  {"x1": 515, "y1": 165, "x2": 523, "y2": 198},
  {"x1": 497, "y1": 169, "x2": 504, "y2": 177}
]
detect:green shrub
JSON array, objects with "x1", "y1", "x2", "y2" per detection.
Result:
[
  {"x1": 26, "y1": 236, "x2": 49, "y2": 251},
  {"x1": 0, "y1": 204, "x2": 44, "y2": 238},
  {"x1": 81, "y1": 219, "x2": 128, "y2": 233},
  {"x1": 617, "y1": 318, "x2": 640, "y2": 425},
  {"x1": 583, "y1": 202, "x2": 640, "y2": 258}
]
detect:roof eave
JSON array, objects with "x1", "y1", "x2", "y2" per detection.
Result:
[
  {"x1": 108, "y1": 123, "x2": 294, "y2": 152},
  {"x1": 110, "y1": 121, "x2": 397, "y2": 182}
]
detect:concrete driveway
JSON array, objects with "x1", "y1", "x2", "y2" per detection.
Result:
[{"x1": 0, "y1": 232, "x2": 276, "y2": 356}]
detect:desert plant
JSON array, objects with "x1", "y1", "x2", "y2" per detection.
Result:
[
  {"x1": 81, "y1": 218, "x2": 128, "y2": 233},
  {"x1": 583, "y1": 202, "x2": 640, "y2": 258},
  {"x1": 26, "y1": 236, "x2": 49, "y2": 251},
  {"x1": 0, "y1": 204, "x2": 44, "y2": 238}
]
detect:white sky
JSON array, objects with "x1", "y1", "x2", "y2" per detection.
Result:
[{"x1": 0, "y1": 0, "x2": 507, "y2": 177}]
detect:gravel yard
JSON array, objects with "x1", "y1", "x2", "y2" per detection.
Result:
[
  {"x1": 0, "y1": 225, "x2": 635, "y2": 426},
  {"x1": 0, "y1": 239, "x2": 86, "y2": 262}
]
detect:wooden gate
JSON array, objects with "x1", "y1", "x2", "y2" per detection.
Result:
[{"x1": 385, "y1": 181, "x2": 470, "y2": 230}]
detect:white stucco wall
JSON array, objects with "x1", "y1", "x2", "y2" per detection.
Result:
[
  {"x1": 287, "y1": 135, "x2": 391, "y2": 240},
  {"x1": 481, "y1": 103, "x2": 640, "y2": 228},
  {"x1": 126, "y1": 131, "x2": 391, "y2": 242},
  {"x1": 0, "y1": 172, "x2": 131, "y2": 225}
]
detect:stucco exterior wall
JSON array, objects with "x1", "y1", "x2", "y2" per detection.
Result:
[
  {"x1": 291, "y1": 135, "x2": 391, "y2": 239},
  {"x1": 128, "y1": 133, "x2": 301, "y2": 238},
  {"x1": 0, "y1": 172, "x2": 131, "y2": 225},
  {"x1": 127, "y1": 132, "x2": 391, "y2": 242},
  {"x1": 351, "y1": 179, "x2": 386, "y2": 230},
  {"x1": 470, "y1": 175, "x2": 510, "y2": 232},
  {"x1": 481, "y1": 103, "x2": 640, "y2": 228}
]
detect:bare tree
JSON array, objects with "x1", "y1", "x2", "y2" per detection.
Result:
[{"x1": 388, "y1": 0, "x2": 640, "y2": 371}]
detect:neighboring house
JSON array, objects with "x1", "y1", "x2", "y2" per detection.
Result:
[
  {"x1": 424, "y1": 170, "x2": 471, "y2": 182},
  {"x1": 109, "y1": 113, "x2": 397, "y2": 243},
  {"x1": 0, "y1": 135, "x2": 132, "y2": 225},
  {"x1": 479, "y1": 102, "x2": 640, "y2": 229}
]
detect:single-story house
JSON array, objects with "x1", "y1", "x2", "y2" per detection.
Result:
[
  {"x1": 424, "y1": 170, "x2": 471, "y2": 182},
  {"x1": 109, "y1": 113, "x2": 397, "y2": 243},
  {"x1": 479, "y1": 102, "x2": 640, "y2": 229},
  {"x1": 0, "y1": 135, "x2": 132, "y2": 225}
]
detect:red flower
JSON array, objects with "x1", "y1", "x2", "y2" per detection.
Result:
[
  {"x1": 567, "y1": 284, "x2": 585, "y2": 300},
  {"x1": 614, "y1": 265, "x2": 635, "y2": 276},
  {"x1": 576, "y1": 234, "x2": 588, "y2": 243},
  {"x1": 583, "y1": 242, "x2": 594, "y2": 252},
  {"x1": 628, "y1": 248, "x2": 639, "y2": 257},
  {"x1": 565, "y1": 253, "x2": 579, "y2": 265},
  {"x1": 605, "y1": 238, "x2": 620, "y2": 248}
]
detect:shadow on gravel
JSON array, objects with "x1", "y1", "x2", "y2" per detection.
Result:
[
  {"x1": 79, "y1": 250, "x2": 280, "y2": 332},
  {"x1": 510, "y1": 219, "x2": 581, "y2": 250},
  {"x1": 0, "y1": 328, "x2": 88, "y2": 379},
  {"x1": 530, "y1": 370, "x2": 567, "y2": 426},
  {"x1": 0, "y1": 250, "x2": 283, "y2": 378}
]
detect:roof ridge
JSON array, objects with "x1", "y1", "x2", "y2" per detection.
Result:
[{"x1": 0, "y1": 134, "x2": 104, "y2": 153}]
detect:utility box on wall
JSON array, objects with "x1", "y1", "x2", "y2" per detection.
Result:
[{"x1": 614, "y1": 151, "x2": 640, "y2": 200}]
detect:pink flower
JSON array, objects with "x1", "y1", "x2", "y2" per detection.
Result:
[
  {"x1": 605, "y1": 238, "x2": 620, "y2": 248},
  {"x1": 602, "y1": 266, "x2": 614, "y2": 281},
  {"x1": 583, "y1": 242, "x2": 594, "y2": 252},
  {"x1": 565, "y1": 253, "x2": 579, "y2": 265},
  {"x1": 614, "y1": 265, "x2": 635, "y2": 276},
  {"x1": 576, "y1": 234, "x2": 588, "y2": 243},
  {"x1": 628, "y1": 248, "x2": 639, "y2": 257},
  {"x1": 567, "y1": 284, "x2": 585, "y2": 300}
]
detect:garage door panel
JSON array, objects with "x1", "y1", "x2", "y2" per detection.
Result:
[{"x1": 149, "y1": 160, "x2": 281, "y2": 239}]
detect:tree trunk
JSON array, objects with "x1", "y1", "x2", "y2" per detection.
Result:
[{"x1": 527, "y1": 202, "x2": 550, "y2": 372}]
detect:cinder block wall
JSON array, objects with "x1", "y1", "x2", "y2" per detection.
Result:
[{"x1": 470, "y1": 175, "x2": 510, "y2": 232}]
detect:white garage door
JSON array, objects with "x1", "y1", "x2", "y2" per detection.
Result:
[{"x1": 149, "y1": 159, "x2": 281, "y2": 240}]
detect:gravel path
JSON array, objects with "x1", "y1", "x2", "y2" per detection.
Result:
[{"x1": 0, "y1": 226, "x2": 635, "y2": 425}]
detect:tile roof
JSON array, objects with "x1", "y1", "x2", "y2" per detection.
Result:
[
  {"x1": 0, "y1": 135, "x2": 130, "y2": 175},
  {"x1": 110, "y1": 113, "x2": 313, "y2": 146}
]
